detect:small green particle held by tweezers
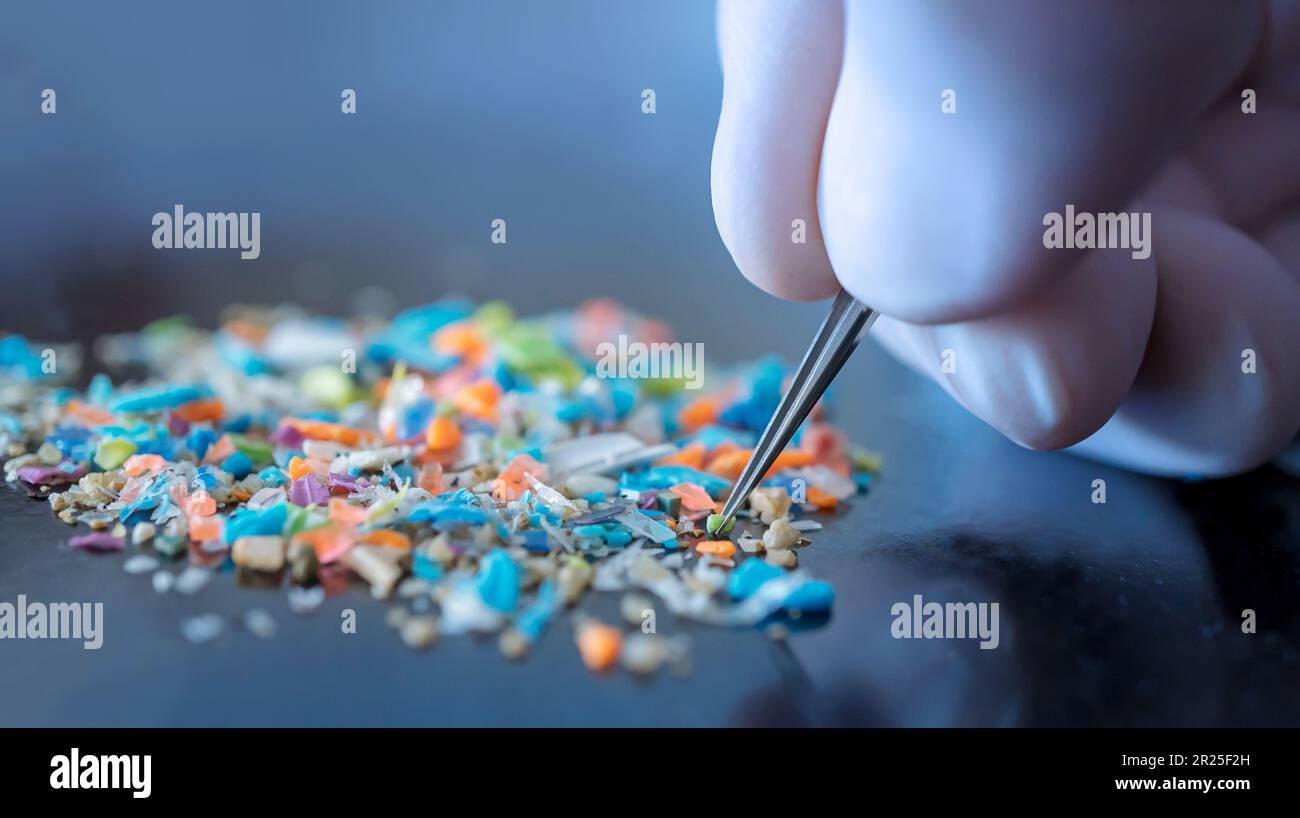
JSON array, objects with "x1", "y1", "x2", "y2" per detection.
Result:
[{"x1": 705, "y1": 513, "x2": 734, "y2": 536}]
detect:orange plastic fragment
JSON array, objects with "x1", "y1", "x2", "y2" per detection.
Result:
[
  {"x1": 806, "y1": 486, "x2": 838, "y2": 510},
  {"x1": 490, "y1": 453, "x2": 548, "y2": 502},
  {"x1": 63, "y1": 400, "x2": 115, "y2": 427},
  {"x1": 174, "y1": 397, "x2": 225, "y2": 423},
  {"x1": 188, "y1": 514, "x2": 223, "y2": 542},
  {"x1": 183, "y1": 489, "x2": 216, "y2": 517},
  {"x1": 669, "y1": 482, "x2": 715, "y2": 512},
  {"x1": 357, "y1": 529, "x2": 413, "y2": 551},
  {"x1": 453, "y1": 380, "x2": 501, "y2": 422},
  {"x1": 222, "y1": 319, "x2": 268, "y2": 345},
  {"x1": 576, "y1": 623, "x2": 622, "y2": 672},
  {"x1": 292, "y1": 524, "x2": 356, "y2": 564},
  {"x1": 425, "y1": 416, "x2": 462, "y2": 451},
  {"x1": 122, "y1": 453, "x2": 166, "y2": 477},
  {"x1": 704, "y1": 448, "x2": 751, "y2": 480},
  {"x1": 416, "y1": 464, "x2": 445, "y2": 495},
  {"x1": 433, "y1": 321, "x2": 487, "y2": 363},
  {"x1": 800, "y1": 423, "x2": 851, "y2": 475},
  {"x1": 655, "y1": 442, "x2": 704, "y2": 469},
  {"x1": 287, "y1": 456, "x2": 313, "y2": 481},
  {"x1": 282, "y1": 417, "x2": 374, "y2": 447},
  {"x1": 202, "y1": 434, "x2": 237, "y2": 465},
  {"x1": 695, "y1": 540, "x2": 736, "y2": 559},
  {"x1": 328, "y1": 497, "x2": 368, "y2": 527},
  {"x1": 705, "y1": 448, "x2": 816, "y2": 481},
  {"x1": 678, "y1": 396, "x2": 719, "y2": 432}
]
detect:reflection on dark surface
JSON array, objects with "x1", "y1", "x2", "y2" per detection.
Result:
[{"x1": 730, "y1": 468, "x2": 1300, "y2": 727}]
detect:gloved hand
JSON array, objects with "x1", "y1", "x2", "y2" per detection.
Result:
[{"x1": 711, "y1": 0, "x2": 1300, "y2": 476}]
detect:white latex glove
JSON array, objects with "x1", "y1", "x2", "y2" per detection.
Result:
[{"x1": 712, "y1": 0, "x2": 1300, "y2": 476}]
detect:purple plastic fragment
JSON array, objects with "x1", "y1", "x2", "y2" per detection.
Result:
[
  {"x1": 288, "y1": 475, "x2": 329, "y2": 506},
  {"x1": 568, "y1": 503, "x2": 631, "y2": 526},
  {"x1": 269, "y1": 424, "x2": 305, "y2": 449},
  {"x1": 17, "y1": 464, "x2": 87, "y2": 486},
  {"x1": 637, "y1": 492, "x2": 660, "y2": 510},
  {"x1": 68, "y1": 532, "x2": 125, "y2": 552},
  {"x1": 165, "y1": 411, "x2": 191, "y2": 437},
  {"x1": 327, "y1": 472, "x2": 360, "y2": 493}
]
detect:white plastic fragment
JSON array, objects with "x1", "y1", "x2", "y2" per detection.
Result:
[
  {"x1": 541, "y1": 432, "x2": 675, "y2": 477},
  {"x1": 244, "y1": 608, "x2": 277, "y2": 638},
  {"x1": 288, "y1": 585, "x2": 326, "y2": 614},
  {"x1": 180, "y1": 613, "x2": 224, "y2": 644},
  {"x1": 174, "y1": 567, "x2": 211, "y2": 595},
  {"x1": 123, "y1": 555, "x2": 159, "y2": 575}
]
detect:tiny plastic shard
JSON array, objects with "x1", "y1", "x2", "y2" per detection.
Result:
[
  {"x1": 288, "y1": 584, "x2": 327, "y2": 614},
  {"x1": 343, "y1": 544, "x2": 403, "y2": 598},
  {"x1": 123, "y1": 554, "x2": 159, "y2": 575},
  {"x1": 620, "y1": 593, "x2": 654, "y2": 627},
  {"x1": 621, "y1": 633, "x2": 664, "y2": 676},
  {"x1": 748, "y1": 487, "x2": 792, "y2": 524},
  {"x1": 244, "y1": 608, "x2": 277, "y2": 638},
  {"x1": 180, "y1": 613, "x2": 224, "y2": 644},
  {"x1": 131, "y1": 522, "x2": 157, "y2": 546},
  {"x1": 762, "y1": 516, "x2": 800, "y2": 551},
  {"x1": 174, "y1": 566, "x2": 211, "y2": 595},
  {"x1": 400, "y1": 615, "x2": 439, "y2": 650},
  {"x1": 151, "y1": 571, "x2": 174, "y2": 594},
  {"x1": 765, "y1": 548, "x2": 797, "y2": 568}
]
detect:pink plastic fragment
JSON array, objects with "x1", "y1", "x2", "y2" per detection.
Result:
[
  {"x1": 68, "y1": 532, "x2": 126, "y2": 552},
  {"x1": 669, "y1": 482, "x2": 715, "y2": 511}
]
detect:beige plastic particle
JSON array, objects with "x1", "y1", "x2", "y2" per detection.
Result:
[{"x1": 232, "y1": 535, "x2": 287, "y2": 572}]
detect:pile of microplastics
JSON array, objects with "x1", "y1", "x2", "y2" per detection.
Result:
[{"x1": 0, "y1": 299, "x2": 879, "y2": 676}]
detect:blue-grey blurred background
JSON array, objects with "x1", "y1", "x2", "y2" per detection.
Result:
[{"x1": 2, "y1": 0, "x2": 819, "y2": 346}]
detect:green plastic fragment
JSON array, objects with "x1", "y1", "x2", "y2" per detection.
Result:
[
  {"x1": 474, "y1": 300, "x2": 514, "y2": 336},
  {"x1": 93, "y1": 438, "x2": 137, "y2": 470},
  {"x1": 496, "y1": 324, "x2": 583, "y2": 388},
  {"x1": 705, "y1": 513, "x2": 734, "y2": 536},
  {"x1": 152, "y1": 534, "x2": 186, "y2": 559},
  {"x1": 227, "y1": 434, "x2": 275, "y2": 466},
  {"x1": 299, "y1": 366, "x2": 355, "y2": 410}
]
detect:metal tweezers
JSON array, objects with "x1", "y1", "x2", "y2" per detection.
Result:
[{"x1": 717, "y1": 289, "x2": 878, "y2": 526}]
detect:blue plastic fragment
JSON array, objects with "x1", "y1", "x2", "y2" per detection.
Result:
[
  {"x1": 222, "y1": 451, "x2": 253, "y2": 479},
  {"x1": 222, "y1": 502, "x2": 288, "y2": 545},
  {"x1": 727, "y1": 559, "x2": 784, "y2": 601},
  {"x1": 109, "y1": 384, "x2": 213, "y2": 413},
  {"x1": 258, "y1": 467, "x2": 289, "y2": 488},
  {"x1": 474, "y1": 549, "x2": 520, "y2": 612},
  {"x1": 191, "y1": 465, "x2": 220, "y2": 491},
  {"x1": 603, "y1": 529, "x2": 632, "y2": 547},
  {"x1": 782, "y1": 580, "x2": 834, "y2": 613},
  {"x1": 521, "y1": 530, "x2": 549, "y2": 553},
  {"x1": 408, "y1": 501, "x2": 488, "y2": 528},
  {"x1": 686, "y1": 424, "x2": 756, "y2": 450},
  {"x1": 413, "y1": 552, "x2": 443, "y2": 581},
  {"x1": 514, "y1": 580, "x2": 557, "y2": 642},
  {"x1": 186, "y1": 428, "x2": 218, "y2": 460},
  {"x1": 630, "y1": 465, "x2": 730, "y2": 496}
]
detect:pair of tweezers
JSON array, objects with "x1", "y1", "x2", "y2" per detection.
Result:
[{"x1": 717, "y1": 289, "x2": 878, "y2": 526}]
